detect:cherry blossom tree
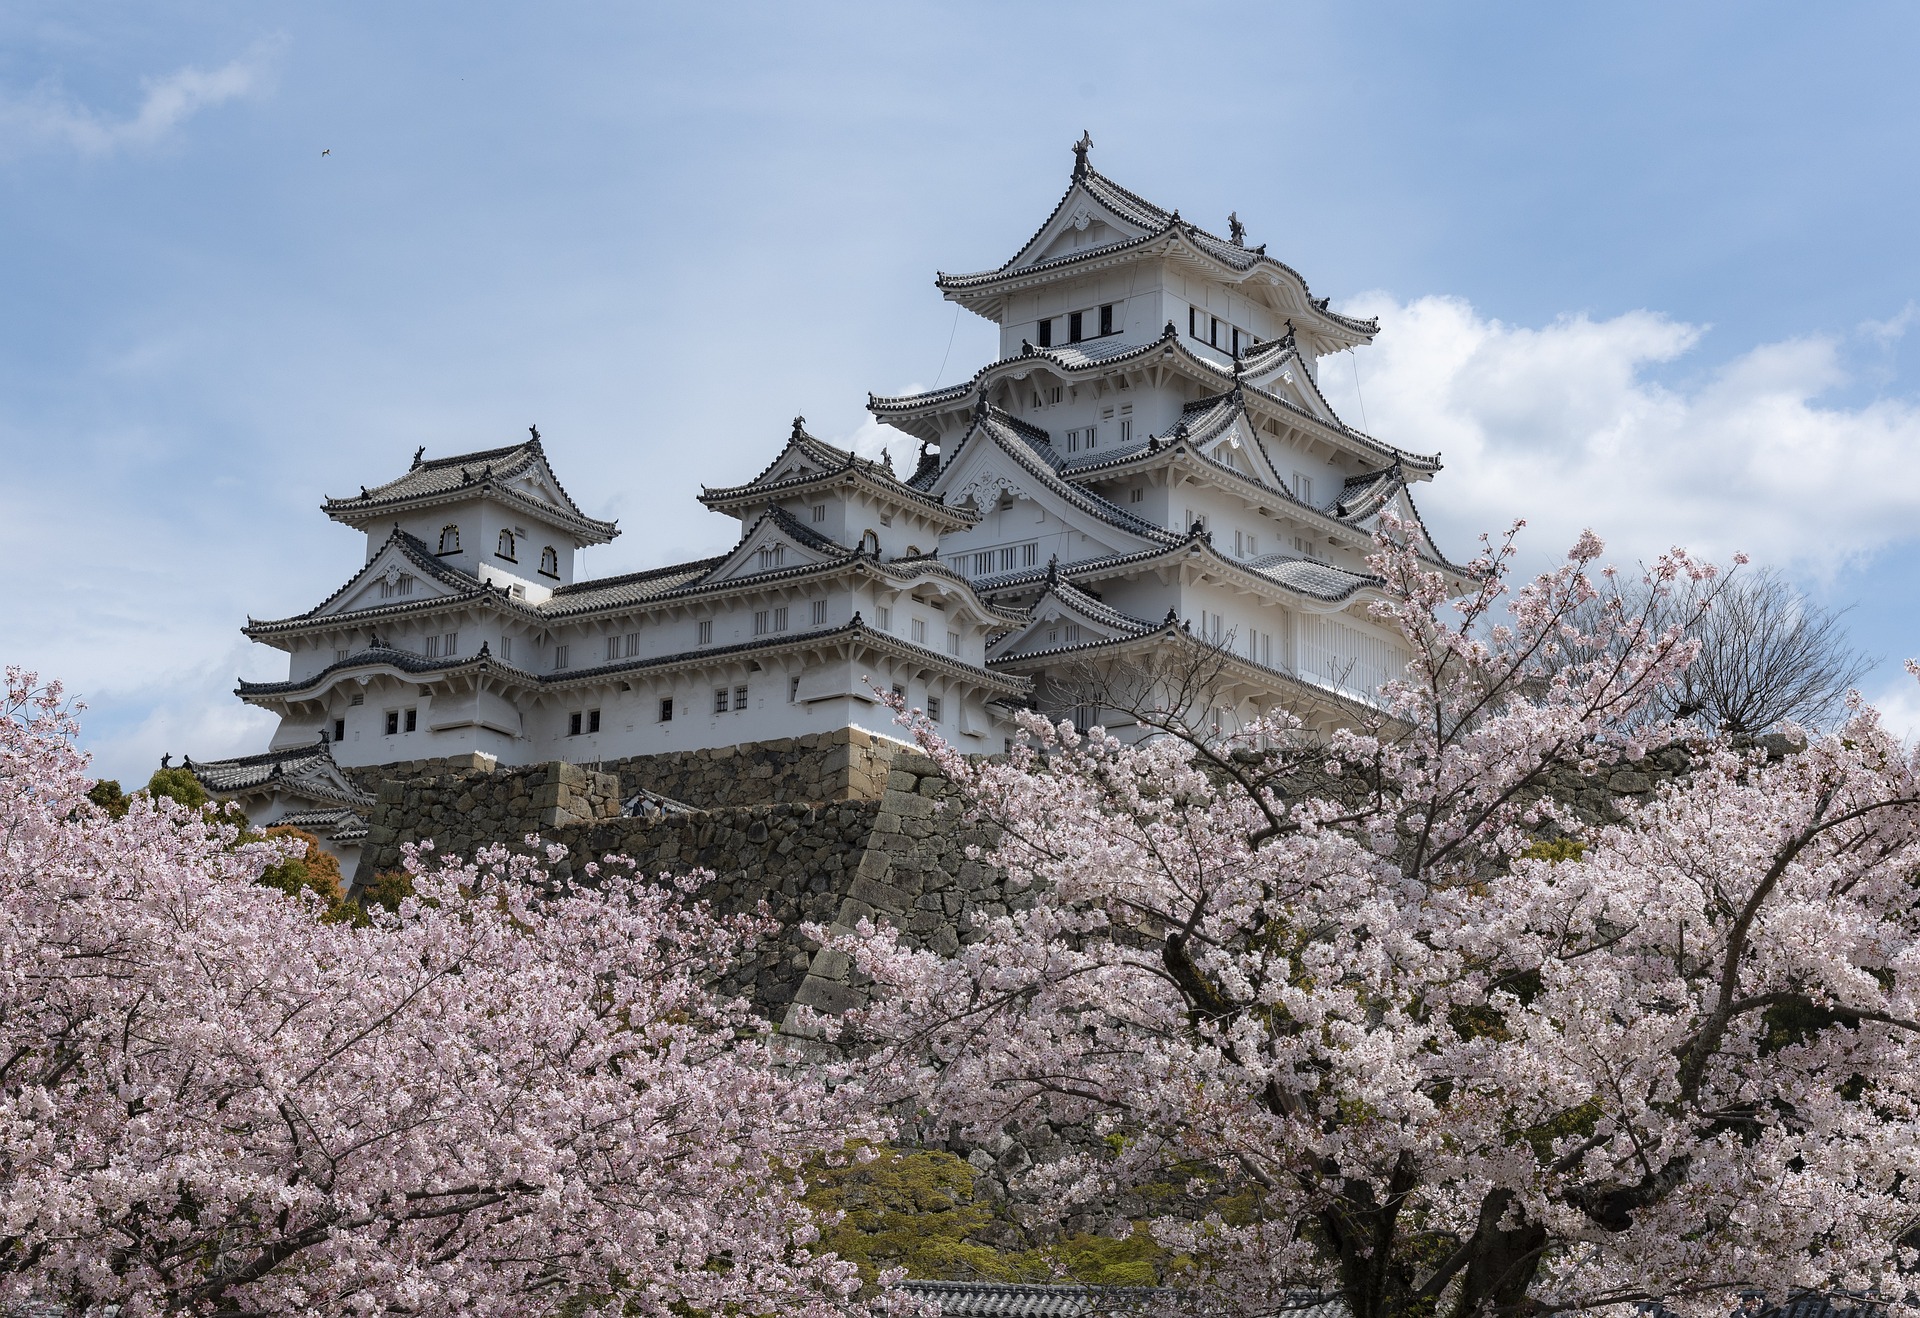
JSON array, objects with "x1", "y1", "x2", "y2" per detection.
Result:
[
  {"x1": 841, "y1": 528, "x2": 1920, "y2": 1318},
  {"x1": 0, "y1": 668, "x2": 890, "y2": 1317}
]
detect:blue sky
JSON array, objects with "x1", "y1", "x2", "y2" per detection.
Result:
[{"x1": 4, "y1": 2, "x2": 1919, "y2": 783}]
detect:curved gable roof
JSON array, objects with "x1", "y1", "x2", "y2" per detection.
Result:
[{"x1": 323, "y1": 437, "x2": 618, "y2": 543}]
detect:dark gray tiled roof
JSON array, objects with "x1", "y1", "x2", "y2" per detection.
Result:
[
  {"x1": 1244, "y1": 553, "x2": 1380, "y2": 601},
  {"x1": 540, "y1": 556, "x2": 730, "y2": 612},
  {"x1": 185, "y1": 742, "x2": 374, "y2": 811},
  {"x1": 236, "y1": 644, "x2": 525, "y2": 699},
  {"x1": 869, "y1": 329, "x2": 1441, "y2": 476},
  {"x1": 931, "y1": 409, "x2": 1179, "y2": 548},
  {"x1": 933, "y1": 162, "x2": 1377, "y2": 342},
  {"x1": 898, "y1": 1283, "x2": 1160, "y2": 1318},
  {"x1": 322, "y1": 438, "x2": 617, "y2": 541},
  {"x1": 273, "y1": 805, "x2": 370, "y2": 843},
  {"x1": 700, "y1": 422, "x2": 973, "y2": 524}
]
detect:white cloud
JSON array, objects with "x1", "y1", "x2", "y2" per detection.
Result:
[
  {"x1": 0, "y1": 40, "x2": 282, "y2": 157},
  {"x1": 1867, "y1": 669, "x2": 1920, "y2": 746},
  {"x1": 1317, "y1": 293, "x2": 1920, "y2": 577}
]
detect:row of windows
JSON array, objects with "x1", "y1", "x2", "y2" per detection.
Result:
[
  {"x1": 1034, "y1": 302, "x2": 1119, "y2": 348},
  {"x1": 1188, "y1": 307, "x2": 1260, "y2": 356},
  {"x1": 554, "y1": 603, "x2": 834, "y2": 669},
  {"x1": 345, "y1": 675, "x2": 956, "y2": 741},
  {"x1": 434, "y1": 524, "x2": 560, "y2": 577},
  {"x1": 965, "y1": 542, "x2": 1041, "y2": 576}
]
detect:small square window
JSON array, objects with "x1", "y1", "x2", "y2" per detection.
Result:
[
  {"x1": 554, "y1": 644, "x2": 571, "y2": 670},
  {"x1": 877, "y1": 606, "x2": 891, "y2": 630},
  {"x1": 625, "y1": 632, "x2": 641, "y2": 657},
  {"x1": 714, "y1": 688, "x2": 730, "y2": 716},
  {"x1": 334, "y1": 648, "x2": 349, "y2": 663},
  {"x1": 443, "y1": 632, "x2": 457, "y2": 657},
  {"x1": 404, "y1": 708, "x2": 417, "y2": 733},
  {"x1": 946, "y1": 630, "x2": 960, "y2": 655},
  {"x1": 891, "y1": 683, "x2": 906, "y2": 700},
  {"x1": 1021, "y1": 543, "x2": 1038, "y2": 567},
  {"x1": 570, "y1": 711, "x2": 583, "y2": 736},
  {"x1": 1131, "y1": 486, "x2": 1144, "y2": 503},
  {"x1": 659, "y1": 697, "x2": 674, "y2": 722},
  {"x1": 927, "y1": 696, "x2": 942, "y2": 721},
  {"x1": 812, "y1": 503, "x2": 827, "y2": 523},
  {"x1": 773, "y1": 606, "x2": 789, "y2": 631},
  {"x1": 698, "y1": 619, "x2": 712, "y2": 644},
  {"x1": 911, "y1": 618, "x2": 926, "y2": 644},
  {"x1": 754, "y1": 610, "x2": 770, "y2": 636},
  {"x1": 880, "y1": 512, "x2": 893, "y2": 527},
  {"x1": 350, "y1": 693, "x2": 364, "y2": 707},
  {"x1": 385, "y1": 710, "x2": 399, "y2": 736},
  {"x1": 607, "y1": 636, "x2": 621, "y2": 661},
  {"x1": 812, "y1": 600, "x2": 828, "y2": 625},
  {"x1": 424, "y1": 635, "x2": 441, "y2": 659},
  {"x1": 588, "y1": 709, "x2": 601, "y2": 733},
  {"x1": 733, "y1": 685, "x2": 748, "y2": 711}
]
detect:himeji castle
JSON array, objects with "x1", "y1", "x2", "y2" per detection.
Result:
[{"x1": 189, "y1": 136, "x2": 1464, "y2": 857}]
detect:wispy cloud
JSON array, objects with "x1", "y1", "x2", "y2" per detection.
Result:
[{"x1": 0, "y1": 38, "x2": 283, "y2": 157}]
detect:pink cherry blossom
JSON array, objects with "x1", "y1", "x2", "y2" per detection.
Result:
[
  {"x1": 838, "y1": 529, "x2": 1920, "y2": 1318},
  {"x1": 0, "y1": 668, "x2": 893, "y2": 1317}
]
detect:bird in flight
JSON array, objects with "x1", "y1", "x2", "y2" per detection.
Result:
[{"x1": 321, "y1": 148, "x2": 331, "y2": 157}]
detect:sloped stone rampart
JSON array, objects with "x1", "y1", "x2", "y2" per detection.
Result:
[
  {"x1": 350, "y1": 750, "x2": 1003, "y2": 1016},
  {"x1": 595, "y1": 727, "x2": 905, "y2": 809}
]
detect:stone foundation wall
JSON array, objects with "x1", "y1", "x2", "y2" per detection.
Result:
[
  {"x1": 351, "y1": 748, "x2": 1001, "y2": 1019},
  {"x1": 595, "y1": 727, "x2": 904, "y2": 809}
]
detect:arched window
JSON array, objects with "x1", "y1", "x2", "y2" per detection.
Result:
[
  {"x1": 437, "y1": 524, "x2": 461, "y2": 555},
  {"x1": 539, "y1": 546, "x2": 559, "y2": 576},
  {"x1": 860, "y1": 529, "x2": 880, "y2": 554},
  {"x1": 496, "y1": 529, "x2": 516, "y2": 561}
]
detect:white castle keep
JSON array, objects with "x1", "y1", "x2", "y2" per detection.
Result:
[{"x1": 188, "y1": 137, "x2": 1464, "y2": 859}]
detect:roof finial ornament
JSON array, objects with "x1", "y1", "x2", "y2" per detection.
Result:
[
  {"x1": 973, "y1": 393, "x2": 991, "y2": 421},
  {"x1": 160, "y1": 752, "x2": 172, "y2": 769},
  {"x1": 411, "y1": 445, "x2": 425, "y2": 468},
  {"x1": 359, "y1": 485, "x2": 369, "y2": 498},
  {"x1": 529, "y1": 425, "x2": 540, "y2": 443},
  {"x1": 1228, "y1": 211, "x2": 1245, "y2": 245},
  {"x1": 791, "y1": 415, "x2": 806, "y2": 439},
  {"x1": 1071, "y1": 130, "x2": 1092, "y2": 177},
  {"x1": 1046, "y1": 554, "x2": 1060, "y2": 585},
  {"x1": 881, "y1": 448, "x2": 895, "y2": 473}
]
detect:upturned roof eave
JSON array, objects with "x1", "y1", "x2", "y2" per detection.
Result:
[
  {"x1": 322, "y1": 481, "x2": 620, "y2": 544},
  {"x1": 696, "y1": 466, "x2": 977, "y2": 527},
  {"x1": 871, "y1": 338, "x2": 1441, "y2": 475},
  {"x1": 936, "y1": 221, "x2": 1378, "y2": 346}
]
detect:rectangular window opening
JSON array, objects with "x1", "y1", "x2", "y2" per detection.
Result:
[
  {"x1": 1036, "y1": 317, "x2": 1053, "y2": 348},
  {"x1": 774, "y1": 605, "x2": 789, "y2": 631},
  {"x1": 946, "y1": 630, "x2": 960, "y2": 655},
  {"x1": 333, "y1": 718, "x2": 345, "y2": 742},
  {"x1": 570, "y1": 711, "x2": 584, "y2": 736},
  {"x1": 659, "y1": 697, "x2": 674, "y2": 723},
  {"x1": 811, "y1": 503, "x2": 827, "y2": 523},
  {"x1": 1099, "y1": 303, "x2": 1114, "y2": 336},
  {"x1": 1068, "y1": 310, "x2": 1083, "y2": 343},
  {"x1": 588, "y1": 709, "x2": 600, "y2": 733},
  {"x1": 927, "y1": 695, "x2": 942, "y2": 721},
  {"x1": 698, "y1": 619, "x2": 713, "y2": 645},
  {"x1": 714, "y1": 688, "x2": 729, "y2": 716},
  {"x1": 404, "y1": 708, "x2": 417, "y2": 733},
  {"x1": 385, "y1": 710, "x2": 399, "y2": 736},
  {"x1": 733, "y1": 685, "x2": 749, "y2": 711},
  {"x1": 554, "y1": 644, "x2": 571, "y2": 670},
  {"x1": 811, "y1": 599, "x2": 828, "y2": 625}
]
